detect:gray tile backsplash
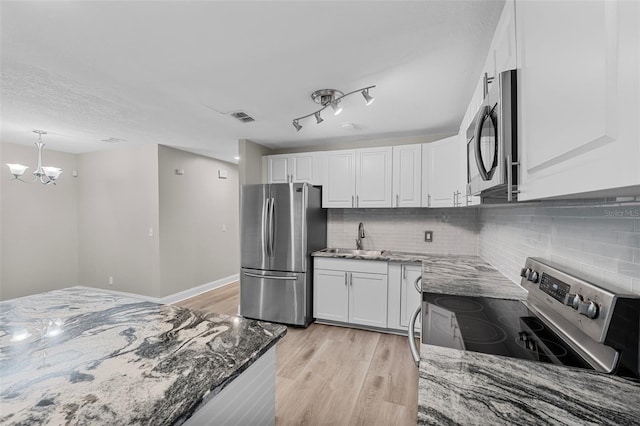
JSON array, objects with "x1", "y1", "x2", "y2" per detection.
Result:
[
  {"x1": 327, "y1": 208, "x2": 479, "y2": 256},
  {"x1": 326, "y1": 201, "x2": 640, "y2": 295},
  {"x1": 478, "y1": 202, "x2": 640, "y2": 295}
]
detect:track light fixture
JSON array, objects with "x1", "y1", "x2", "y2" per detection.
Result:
[{"x1": 292, "y1": 85, "x2": 375, "y2": 131}]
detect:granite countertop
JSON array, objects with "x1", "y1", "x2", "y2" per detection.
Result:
[
  {"x1": 0, "y1": 287, "x2": 286, "y2": 425},
  {"x1": 421, "y1": 255, "x2": 528, "y2": 300},
  {"x1": 416, "y1": 259, "x2": 640, "y2": 425},
  {"x1": 312, "y1": 248, "x2": 433, "y2": 263},
  {"x1": 419, "y1": 344, "x2": 640, "y2": 425}
]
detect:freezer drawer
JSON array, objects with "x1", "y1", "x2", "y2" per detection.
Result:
[{"x1": 240, "y1": 268, "x2": 312, "y2": 327}]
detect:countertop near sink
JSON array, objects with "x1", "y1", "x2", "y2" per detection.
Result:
[
  {"x1": 0, "y1": 287, "x2": 286, "y2": 425},
  {"x1": 313, "y1": 249, "x2": 527, "y2": 301}
]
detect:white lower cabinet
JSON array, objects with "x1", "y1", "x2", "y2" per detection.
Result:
[
  {"x1": 387, "y1": 263, "x2": 422, "y2": 332},
  {"x1": 314, "y1": 258, "x2": 388, "y2": 328}
]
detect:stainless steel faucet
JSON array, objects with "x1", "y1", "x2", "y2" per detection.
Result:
[{"x1": 356, "y1": 222, "x2": 365, "y2": 250}]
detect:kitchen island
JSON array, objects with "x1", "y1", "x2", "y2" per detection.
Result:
[
  {"x1": 418, "y1": 260, "x2": 640, "y2": 425},
  {"x1": 0, "y1": 287, "x2": 286, "y2": 425}
]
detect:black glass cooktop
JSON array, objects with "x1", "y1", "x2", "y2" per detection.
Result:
[{"x1": 422, "y1": 292, "x2": 593, "y2": 370}]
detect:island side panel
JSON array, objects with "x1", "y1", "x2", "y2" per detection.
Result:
[{"x1": 183, "y1": 346, "x2": 276, "y2": 426}]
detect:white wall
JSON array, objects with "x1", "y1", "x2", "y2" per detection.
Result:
[
  {"x1": 0, "y1": 142, "x2": 79, "y2": 299},
  {"x1": 158, "y1": 146, "x2": 239, "y2": 297},
  {"x1": 328, "y1": 207, "x2": 479, "y2": 255},
  {"x1": 77, "y1": 145, "x2": 161, "y2": 297},
  {"x1": 479, "y1": 202, "x2": 640, "y2": 295}
]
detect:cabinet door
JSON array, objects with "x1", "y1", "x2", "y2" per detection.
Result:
[
  {"x1": 267, "y1": 155, "x2": 290, "y2": 184},
  {"x1": 291, "y1": 153, "x2": 316, "y2": 184},
  {"x1": 356, "y1": 147, "x2": 392, "y2": 208},
  {"x1": 516, "y1": 0, "x2": 640, "y2": 200},
  {"x1": 314, "y1": 269, "x2": 349, "y2": 322},
  {"x1": 392, "y1": 144, "x2": 422, "y2": 207},
  {"x1": 322, "y1": 150, "x2": 356, "y2": 208},
  {"x1": 348, "y1": 272, "x2": 388, "y2": 328},
  {"x1": 422, "y1": 137, "x2": 461, "y2": 207},
  {"x1": 399, "y1": 265, "x2": 422, "y2": 328}
]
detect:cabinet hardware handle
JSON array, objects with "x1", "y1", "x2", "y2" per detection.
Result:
[
  {"x1": 356, "y1": 195, "x2": 359, "y2": 208},
  {"x1": 396, "y1": 194, "x2": 399, "y2": 207},
  {"x1": 428, "y1": 194, "x2": 431, "y2": 207},
  {"x1": 352, "y1": 195, "x2": 355, "y2": 208},
  {"x1": 402, "y1": 265, "x2": 406, "y2": 279},
  {"x1": 507, "y1": 154, "x2": 521, "y2": 202},
  {"x1": 344, "y1": 272, "x2": 348, "y2": 286}
]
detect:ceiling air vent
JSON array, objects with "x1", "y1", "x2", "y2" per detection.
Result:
[
  {"x1": 100, "y1": 137, "x2": 126, "y2": 144},
  {"x1": 230, "y1": 111, "x2": 255, "y2": 123}
]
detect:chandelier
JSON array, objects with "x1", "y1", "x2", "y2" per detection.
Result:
[
  {"x1": 6, "y1": 130, "x2": 63, "y2": 185},
  {"x1": 292, "y1": 85, "x2": 375, "y2": 131}
]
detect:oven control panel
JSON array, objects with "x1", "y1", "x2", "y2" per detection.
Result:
[
  {"x1": 538, "y1": 273, "x2": 570, "y2": 304},
  {"x1": 520, "y1": 258, "x2": 619, "y2": 344}
]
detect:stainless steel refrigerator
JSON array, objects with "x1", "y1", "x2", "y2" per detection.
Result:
[{"x1": 240, "y1": 183, "x2": 326, "y2": 327}]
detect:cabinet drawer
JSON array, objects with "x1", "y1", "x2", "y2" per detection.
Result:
[{"x1": 314, "y1": 257, "x2": 388, "y2": 275}]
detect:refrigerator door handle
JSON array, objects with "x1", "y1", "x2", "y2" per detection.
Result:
[
  {"x1": 243, "y1": 271, "x2": 297, "y2": 281},
  {"x1": 408, "y1": 304, "x2": 421, "y2": 367},
  {"x1": 263, "y1": 197, "x2": 270, "y2": 258},
  {"x1": 269, "y1": 197, "x2": 276, "y2": 257}
]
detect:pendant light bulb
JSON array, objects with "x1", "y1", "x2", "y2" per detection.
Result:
[
  {"x1": 314, "y1": 112, "x2": 323, "y2": 124},
  {"x1": 362, "y1": 89, "x2": 375, "y2": 106},
  {"x1": 293, "y1": 120, "x2": 302, "y2": 131}
]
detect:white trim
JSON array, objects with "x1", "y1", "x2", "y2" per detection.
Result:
[
  {"x1": 159, "y1": 274, "x2": 239, "y2": 304},
  {"x1": 75, "y1": 273, "x2": 239, "y2": 305}
]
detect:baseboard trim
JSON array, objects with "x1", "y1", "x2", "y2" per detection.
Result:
[{"x1": 75, "y1": 274, "x2": 239, "y2": 305}]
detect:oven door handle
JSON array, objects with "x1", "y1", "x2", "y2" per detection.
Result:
[{"x1": 408, "y1": 304, "x2": 421, "y2": 368}]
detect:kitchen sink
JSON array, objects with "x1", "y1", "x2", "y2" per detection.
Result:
[{"x1": 323, "y1": 248, "x2": 387, "y2": 257}]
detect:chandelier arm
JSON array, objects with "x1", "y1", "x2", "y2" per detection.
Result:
[{"x1": 292, "y1": 85, "x2": 376, "y2": 123}]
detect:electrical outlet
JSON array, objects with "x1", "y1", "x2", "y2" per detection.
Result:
[
  {"x1": 108, "y1": 276, "x2": 114, "y2": 286},
  {"x1": 424, "y1": 231, "x2": 433, "y2": 243},
  {"x1": 221, "y1": 224, "x2": 227, "y2": 232}
]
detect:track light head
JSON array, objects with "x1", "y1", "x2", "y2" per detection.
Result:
[
  {"x1": 362, "y1": 88, "x2": 375, "y2": 106},
  {"x1": 314, "y1": 112, "x2": 324, "y2": 124},
  {"x1": 330, "y1": 101, "x2": 343, "y2": 116},
  {"x1": 293, "y1": 120, "x2": 302, "y2": 131}
]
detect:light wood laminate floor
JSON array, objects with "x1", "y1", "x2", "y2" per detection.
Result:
[{"x1": 176, "y1": 282, "x2": 419, "y2": 425}]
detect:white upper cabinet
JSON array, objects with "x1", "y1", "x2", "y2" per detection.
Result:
[
  {"x1": 322, "y1": 150, "x2": 357, "y2": 208},
  {"x1": 422, "y1": 136, "x2": 463, "y2": 207},
  {"x1": 392, "y1": 144, "x2": 422, "y2": 208},
  {"x1": 485, "y1": 0, "x2": 517, "y2": 79},
  {"x1": 516, "y1": 0, "x2": 640, "y2": 200},
  {"x1": 355, "y1": 147, "x2": 393, "y2": 208},
  {"x1": 323, "y1": 147, "x2": 392, "y2": 208},
  {"x1": 266, "y1": 153, "x2": 320, "y2": 184}
]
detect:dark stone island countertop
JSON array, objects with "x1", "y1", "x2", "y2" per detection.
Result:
[{"x1": 0, "y1": 287, "x2": 286, "y2": 425}]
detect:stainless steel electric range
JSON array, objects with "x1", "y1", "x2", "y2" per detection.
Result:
[{"x1": 422, "y1": 257, "x2": 640, "y2": 380}]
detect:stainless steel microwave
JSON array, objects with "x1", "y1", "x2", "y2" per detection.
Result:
[{"x1": 467, "y1": 70, "x2": 518, "y2": 200}]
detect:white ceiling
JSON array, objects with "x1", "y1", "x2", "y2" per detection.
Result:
[{"x1": 0, "y1": 1, "x2": 504, "y2": 164}]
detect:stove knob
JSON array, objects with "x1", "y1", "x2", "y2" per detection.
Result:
[
  {"x1": 528, "y1": 271, "x2": 540, "y2": 283},
  {"x1": 520, "y1": 268, "x2": 528, "y2": 278},
  {"x1": 577, "y1": 300, "x2": 599, "y2": 319},
  {"x1": 564, "y1": 294, "x2": 583, "y2": 309}
]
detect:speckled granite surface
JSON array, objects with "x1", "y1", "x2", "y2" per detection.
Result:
[
  {"x1": 0, "y1": 287, "x2": 286, "y2": 425},
  {"x1": 419, "y1": 344, "x2": 640, "y2": 425},
  {"x1": 421, "y1": 255, "x2": 527, "y2": 300},
  {"x1": 312, "y1": 249, "x2": 527, "y2": 300}
]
